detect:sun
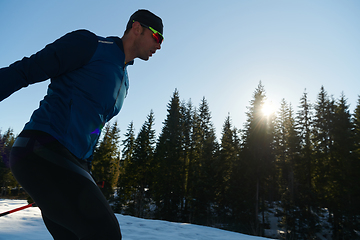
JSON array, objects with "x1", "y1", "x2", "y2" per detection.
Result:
[{"x1": 261, "y1": 99, "x2": 276, "y2": 116}]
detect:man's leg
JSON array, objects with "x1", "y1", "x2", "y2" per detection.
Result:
[
  {"x1": 10, "y1": 131, "x2": 121, "y2": 240},
  {"x1": 42, "y1": 214, "x2": 79, "y2": 240}
]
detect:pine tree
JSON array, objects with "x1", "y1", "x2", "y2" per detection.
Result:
[
  {"x1": 274, "y1": 99, "x2": 301, "y2": 239},
  {"x1": 114, "y1": 121, "x2": 136, "y2": 213},
  {"x1": 189, "y1": 97, "x2": 218, "y2": 225},
  {"x1": 294, "y1": 90, "x2": 320, "y2": 238},
  {"x1": 179, "y1": 100, "x2": 194, "y2": 222},
  {"x1": 153, "y1": 89, "x2": 184, "y2": 221},
  {"x1": 275, "y1": 99, "x2": 292, "y2": 192},
  {"x1": 328, "y1": 93, "x2": 355, "y2": 239},
  {"x1": 128, "y1": 110, "x2": 156, "y2": 218},
  {"x1": 91, "y1": 122, "x2": 121, "y2": 200},
  {"x1": 0, "y1": 129, "x2": 18, "y2": 196},
  {"x1": 217, "y1": 114, "x2": 247, "y2": 231},
  {"x1": 241, "y1": 82, "x2": 276, "y2": 236},
  {"x1": 227, "y1": 123, "x2": 250, "y2": 233},
  {"x1": 350, "y1": 96, "x2": 360, "y2": 236},
  {"x1": 217, "y1": 115, "x2": 237, "y2": 213},
  {"x1": 312, "y1": 86, "x2": 334, "y2": 208},
  {"x1": 121, "y1": 121, "x2": 136, "y2": 170}
]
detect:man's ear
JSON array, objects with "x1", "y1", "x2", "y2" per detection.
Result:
[{"x1": 131, "y1": 21, "x2": 143, "y2": 36}]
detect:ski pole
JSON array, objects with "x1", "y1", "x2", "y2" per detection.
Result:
[{"x1": 0, "y1": 202, "x2": 36, "y2": 217}]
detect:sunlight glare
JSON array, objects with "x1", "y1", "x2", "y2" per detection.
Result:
[{"x1": 261, "y1": 100, "x2": 276, "y2": 116}]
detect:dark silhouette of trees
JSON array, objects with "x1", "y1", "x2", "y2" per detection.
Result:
[{"x1": 3, "y1": 83, "x2": 360, "y2": 239}]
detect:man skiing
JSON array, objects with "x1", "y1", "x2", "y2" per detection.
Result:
[{"x1": 0, "y1": 9, "x2": 163, "y2": 240}]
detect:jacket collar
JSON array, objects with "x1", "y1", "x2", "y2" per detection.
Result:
[{"x1": 108, "y1": 36, "x2": 134, "y2": 66}]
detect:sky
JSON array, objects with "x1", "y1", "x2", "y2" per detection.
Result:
[
  {"x1": 0, "y1": 199, "x2": 275, "y2": 239},
  {"x1": 1, "y1": 0, "x2": 359, "y2": 141}
]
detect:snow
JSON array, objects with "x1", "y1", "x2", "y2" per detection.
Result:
[{"x1": 0, "y1": 199, "x2": 274, "y2": 240}]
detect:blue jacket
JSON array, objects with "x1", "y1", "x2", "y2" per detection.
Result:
[{"x1": 0, "y1": 30, "x2": 133, "y2": 159}]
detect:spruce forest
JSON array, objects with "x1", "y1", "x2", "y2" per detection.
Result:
[{"x1": 1, "y1": 82, "x2": 360, "y2": 239}]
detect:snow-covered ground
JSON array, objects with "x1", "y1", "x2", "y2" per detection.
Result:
[{"x1": 0, "y1": 199, "x2": 274, "y2": 240}]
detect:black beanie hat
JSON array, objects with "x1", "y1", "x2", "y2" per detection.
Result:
[{"x1": 126, "y1": 9, "x2": 163, "y2": 35}]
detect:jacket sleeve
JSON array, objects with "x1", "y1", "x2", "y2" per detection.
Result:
[{"x1": 0, "y1": 29, "x2": 98, "y2": 101}]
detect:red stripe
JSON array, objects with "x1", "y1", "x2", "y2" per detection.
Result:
[{"x1": 0, "y1": 203, "x2": 35, "y2": 217}]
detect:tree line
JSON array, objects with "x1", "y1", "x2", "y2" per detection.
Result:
[{"x1": 1, "y1": 82, "x2": 360, "y2": 239}]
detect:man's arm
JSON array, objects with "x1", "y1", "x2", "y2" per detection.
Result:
[{"x1": 0, "y1": 29, "x2": 98, "y2": 101}]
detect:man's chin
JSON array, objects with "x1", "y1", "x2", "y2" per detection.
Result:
[{"x1": 139, "y1": 56, "x2": 150, "y2": 61}]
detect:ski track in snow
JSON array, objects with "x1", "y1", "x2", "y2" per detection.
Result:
[{"x1": 0, "y1": 199, "x2": 273, "y2": 240}]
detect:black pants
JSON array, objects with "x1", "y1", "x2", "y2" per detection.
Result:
[{"x1": 10, "y1": 130, "x2": 121, "y2": 240}]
